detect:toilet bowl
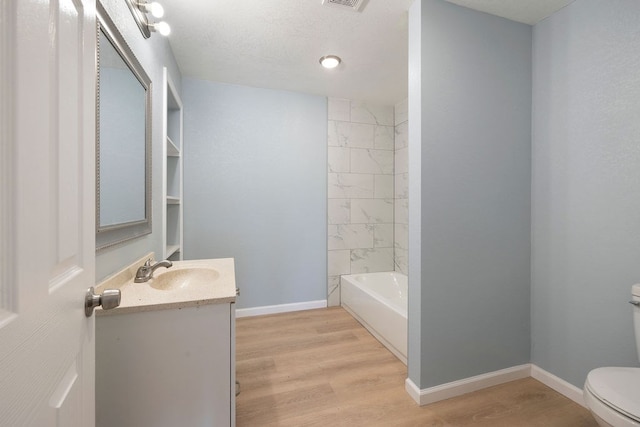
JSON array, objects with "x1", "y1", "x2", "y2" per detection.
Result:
[
  {"x1": 584, "y1": 367, "x2": 640, "y2": 427},
  {"x1": 584, "y1": 285, "x2": 640, "y2": 427}
]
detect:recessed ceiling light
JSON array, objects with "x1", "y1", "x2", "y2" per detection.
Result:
[{"x1": 319, "y1": 55, "x2": 341, "y2": 69}]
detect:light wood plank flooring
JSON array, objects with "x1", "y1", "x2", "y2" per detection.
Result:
[{"x1": 236, "y1": 307, "x2": 598, "y2": 426}]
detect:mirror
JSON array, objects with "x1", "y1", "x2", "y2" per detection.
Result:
[{"x1": 96, "y1": 2, "x2": 152, "y2": 250}]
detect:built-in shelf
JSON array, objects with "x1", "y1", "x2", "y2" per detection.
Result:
[
  {"x1": 163, "y1": 68, "x2": 183, "y2": 261},
  {"x1": 165, "y1": 244, "x2": 180, "y2": 258},
  {"x1": 167, "y1": 137, "x2": 180, "y2": 157}
]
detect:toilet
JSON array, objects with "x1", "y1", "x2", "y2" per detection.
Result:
[{"x1": 583, "y1": 285, "x2": 640, "y2": 427}]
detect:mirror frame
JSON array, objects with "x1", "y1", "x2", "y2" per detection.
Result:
[{"x1": 96, "y1": 1, "x2": 152, "y2": 251}]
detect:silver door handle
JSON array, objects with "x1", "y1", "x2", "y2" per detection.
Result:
[
  {"x1": 629, "y1": 301, "x2": 640, "y2": 307},
  {"x1": 85, "y1": 286, "x2": 121, "y2": 317}
]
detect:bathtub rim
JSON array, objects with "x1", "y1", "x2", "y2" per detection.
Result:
[{"x1": 340, "y1": 271, "x2": 407, "y2": 318}]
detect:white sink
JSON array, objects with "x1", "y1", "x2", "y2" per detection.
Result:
[{"x1": 149, "y1": 267, "x2": 220, "y2": 291}]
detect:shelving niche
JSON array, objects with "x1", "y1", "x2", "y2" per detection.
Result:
[{"x1": 163, "y1": 68, "x2": 183, "y2": 261}]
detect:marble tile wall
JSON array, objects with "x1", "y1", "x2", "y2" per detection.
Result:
[
  {"x1": 327, "y1": 98, "x2": 395, "y2": 306},
  {"x1": 394, "y1": 99, "x2": 409, "y2": 275}
]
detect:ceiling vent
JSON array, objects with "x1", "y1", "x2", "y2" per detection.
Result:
[{"x1": 322, "y1": 0, "x2": 368, "y2": 12}]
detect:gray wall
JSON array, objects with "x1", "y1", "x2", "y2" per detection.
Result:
[
  {"x1": 182, "y1": 79, "x2": 327, "y2": 309},
  {"x1": 531, "y1": 0, "x2": 640, "y2": 387},
  {"x1": 411, "y1": 0, "x2": 532, "y2": 388},
  {"x1": 407, "y1": 0, "x2": 424, "y2": 386},
  {"x1": 96, "y1": 0, "x2": 182, "y2": 281}
]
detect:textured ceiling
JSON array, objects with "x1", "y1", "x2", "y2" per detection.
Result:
[
  {"x1": 162, "y1": 0, "x2": 413, "y2": 105},
  {"x1": 161, "y1": 0, "x2": 576, "y2": 105},
  {"x1": 446, "y1": 0, "x2": 576, "y2": 25}
]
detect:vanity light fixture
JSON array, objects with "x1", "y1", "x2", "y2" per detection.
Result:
[
  {"x1": 320, "y1": 55, "x2": 342, "y2": 69},
  {"x1": 148, "y1": 21, "x2": 171, "y2": 36},
  {"x1": 124, "y1": 0, "x2": 170, "y2": 39},
  {"x1": 137, "y1": 1, "x2": 164, "y2": 18}
]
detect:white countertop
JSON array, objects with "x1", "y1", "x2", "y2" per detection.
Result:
[{"x1": 95, "y1": 256, "x2": 236, "y2": 316}]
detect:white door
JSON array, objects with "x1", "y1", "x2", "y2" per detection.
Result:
[{"x1": 0, "y1": 0, "x2": 97, "y2": 426}]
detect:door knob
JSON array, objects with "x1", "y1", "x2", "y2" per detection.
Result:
[{"x1": 85, "y1": 286, "x2": 121, "y2": 317}]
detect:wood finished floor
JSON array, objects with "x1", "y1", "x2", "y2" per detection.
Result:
[{"x1": 236, "y1": 307, "x2": 598, "y2": 426}]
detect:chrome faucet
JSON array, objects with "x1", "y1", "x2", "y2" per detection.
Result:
[{"x1": 134, "y1": 258, "x2": 173, "y2": 283}]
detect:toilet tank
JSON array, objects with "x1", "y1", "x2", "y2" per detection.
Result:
[{"x1": 633, "y1": 284, "x2": 640, "y2": 361}]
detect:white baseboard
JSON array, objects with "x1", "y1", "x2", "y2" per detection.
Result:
[
  {"x1": 530, "y1": 364, "x2": 586, "y2": 408},
  {"x1": 405, "y1": 364, "x2": 586, "y2": 408},
  {"x1": 405, "y1": 377, "x2": 423, "y2": 404},
  {"x1": 235, "y1": 300, "x2": 327, "y2": 318},
  {"x1": 405, "y1": 364, "x2": 532, "y2": 406}
]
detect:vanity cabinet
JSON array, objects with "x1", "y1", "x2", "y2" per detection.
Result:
[
  {"x1": 96, "y1": 302, "x2": 236, "y2": 427},
  {"x1": 163, "y1": 67, "x2": 183, "y2": 261}
]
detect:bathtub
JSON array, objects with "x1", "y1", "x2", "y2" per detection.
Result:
[{"x1": 340, "y1": 272, "x2": 407, "y2": 364}]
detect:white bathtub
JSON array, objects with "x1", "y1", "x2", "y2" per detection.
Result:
[{"x1": 340, "y1": 271, "x2": 407, "y2": 364}]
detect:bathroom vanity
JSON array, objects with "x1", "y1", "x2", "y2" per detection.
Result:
[{"x1": 95, "y1": 256, "x2": 237, "y2": 427}]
